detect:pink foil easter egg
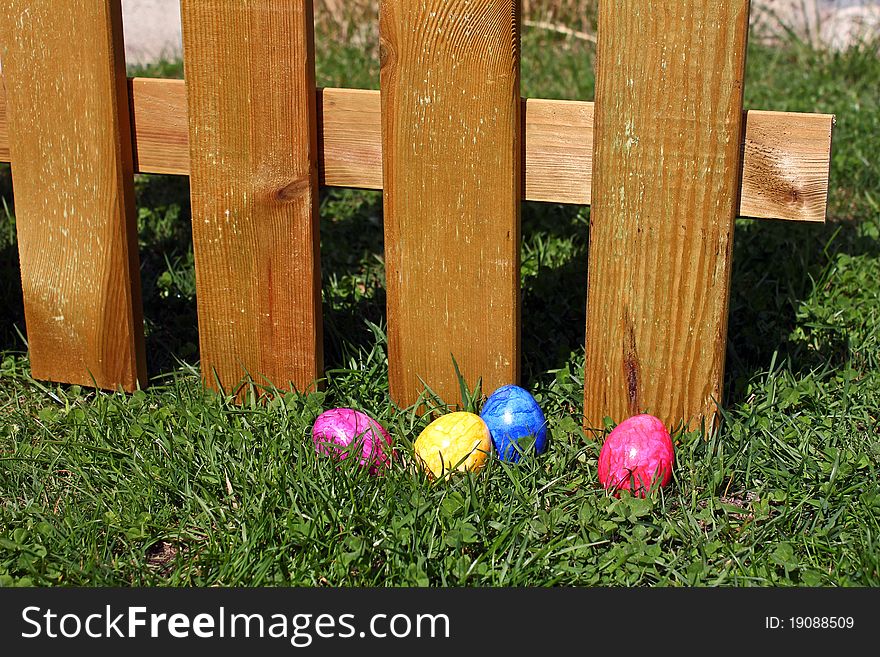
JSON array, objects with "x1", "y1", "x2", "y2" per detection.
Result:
[
  {"x1": 598, "y1": 414, "x2": 674, "y2": 497},
  {"x1": 312, "y1": 408, "x2": 392, "y2": 474}
]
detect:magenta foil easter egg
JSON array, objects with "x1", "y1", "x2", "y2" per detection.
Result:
[
  {"x1": 312, "y1": 408, "x2": 392, "y2": 474},
  {"x1": 598, "y1": 414, "x2": 674, "y2": 497}
]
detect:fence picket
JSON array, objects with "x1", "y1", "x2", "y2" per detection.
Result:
[
  {"x1": 380, "y1": 0, "x2": 522, "y2": 408},
  {"x1": 0, "y1": 0, "x2": 145, "y2": 390},
  {"x1": 180, "y1": 0, "x2": 322, "y2": 396},
  {"x1": 584, "y1": 0, "x2": 752, "y2": 430}
]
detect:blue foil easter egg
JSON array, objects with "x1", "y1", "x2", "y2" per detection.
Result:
[{"x1": 480, "y1": 385, "x2": 548, "y2": 462}]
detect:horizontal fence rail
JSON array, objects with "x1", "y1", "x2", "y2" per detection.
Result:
[{"x1": 0, "y1": 82, "x2": 834, "y2": 223}]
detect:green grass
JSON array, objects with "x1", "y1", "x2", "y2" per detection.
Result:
[{"x1": 0, "y1": 30, "x2": 878, "y2": 586}]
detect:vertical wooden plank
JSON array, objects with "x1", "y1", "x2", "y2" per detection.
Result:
[
  {"x1": 0, "y1": 86, "x2": 9, "y2": 162},
  {"x1": 380, "y1": 0, "x2": 521, "y2": 408},
  {"x1": 180, "y1": 0, "x2": 322, "y2": 395},
  {"x1": 584, "y1": 1, "x2": 751, "y2": 430},
  {"x1": 0, "y1": 0, "x2": 145, "y2": 390}
]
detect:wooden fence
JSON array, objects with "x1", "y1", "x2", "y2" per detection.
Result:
[{"x1": 0, "y1": 0, "x2": 833, "y2": 430}]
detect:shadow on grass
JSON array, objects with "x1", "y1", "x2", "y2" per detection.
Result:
[
  {"x1": 317, "y1": 192, "x2": 593, "y2": 391},
  {"x1": 0, "y1": 241, "x2": 25, "y2": 354},
  {"x1": 318, "y1": 193, "x2": 594, "y2": 391},
  {"x1": 520, "y1": 201, "x2": 589, "y2": 389},
  {"x1": 135, "y1": 174, "x2": 201, "y2": 377},
  {"x1": 0, "y1": 165, "x2": 26, "y2": 354},
  {"x1": 139, "y1": 182, "x2": 391, "y2": 379},
  {"x1": 317, "y1": 188, "x2": 388, "y2": 369},
  {"x1": 725, "y1": 214, "x2": 880, "y2": 404},
  {"x1": 1, "y1": 168, "x2": 594, "y2": 393},
  {"x1": 8, "y1": 164, "x2": 873, "y2": 407}
]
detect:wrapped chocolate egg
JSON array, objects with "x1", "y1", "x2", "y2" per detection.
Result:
[
  {"x1": 413, "y1": 411, "x2": 492, "y2": 479},
  {"x1": 480, "y1": 384, "x2": 548, "y2": 462},
  {"x1": 311, "y1": 408, "x2": 392, "y2": 475}
]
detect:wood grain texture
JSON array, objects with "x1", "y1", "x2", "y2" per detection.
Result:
[
  {"x1": 524, "y1": 97, "x2": 594, "y2": 204},
  {"x1": 0, "y1": 0, "x2": 145, "y2": 390},
  {"x1": 318, "y1": 88, "x2": 384, "y2": 190},
  {"x1": 180, "y1": 0, "x2": 322, "y2": 395},
  {"x1": 380, "y1": 0, "x2": 521, "y2": 408},
  {"x1": 0, "y1": 80, "x2": 832, "y2": 222},
  {"x1": 740, "y1": 110, "x2": 833, "y2": 222},
  {"x1": 0, "y1": 86, "x2": 9, "y2": 162},
  {"x1": 584, "y1": 0, "x2": 752, "y2": 431},
  {"x1": 128, "y1": 78, "x2": 189, "y2": 176}
]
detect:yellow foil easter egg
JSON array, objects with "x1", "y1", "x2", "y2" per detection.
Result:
[{"x1": 414, "y1": 412, "x2": 492, "y2": 479}]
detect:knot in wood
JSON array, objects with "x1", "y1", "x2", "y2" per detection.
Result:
[{"x1": 274, "y1": 177, "x2": 312, "y2": 203}]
